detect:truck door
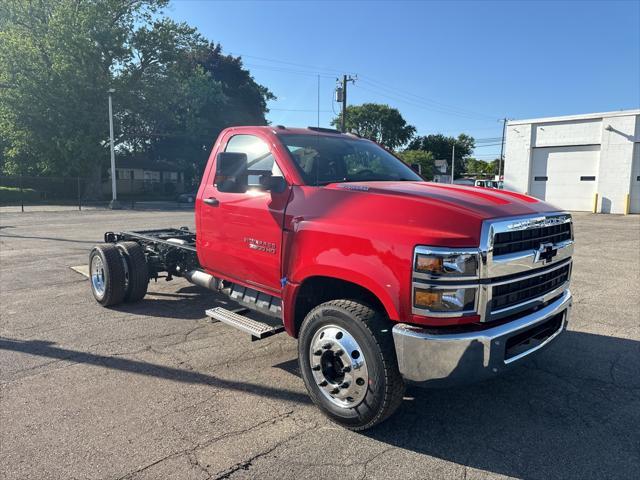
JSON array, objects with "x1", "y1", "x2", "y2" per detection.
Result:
[{"x1": 197, "y1": 133, "x2": 290, "y2": 294}]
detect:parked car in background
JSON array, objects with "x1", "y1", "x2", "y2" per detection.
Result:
[
  {"x1": 177, "y1": 191, "x2": 197, "y2": 203},
  {"x1": 453, "y1": 178, "x2": 475, "y2": 186},
  {"x1": 475, "y1": 179, "x2": 503, "y2": 189}
]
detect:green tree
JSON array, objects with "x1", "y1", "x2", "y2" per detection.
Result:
[
  {"x1": 396, "y1": 150, "x2": 435, "y2": 180},
  {"x1": 465, "y1": 158, "x2": 501, "y2": 176},
  {"x1": 407, "y1": 133, "x2": 475, "y2": 179},
  {"x1": 117, "y1": 23, "x2": 274, "y2": 182},
  {"x1": 331, "y1": 103, "x2": 416, "y2": 150},
  {"x1": 0, "y1": 0, "x2": 273, "y2": 185},
  {"x1": 0, "y1": 0, "x2": 167, "y2": 177}
]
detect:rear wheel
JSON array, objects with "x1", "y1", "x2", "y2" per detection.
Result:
[
  {"x1": 89, "y1": 244, "x2": 126, "y2": 306},
  {"x1": 298, "y1": 300, "x2": 405, "y2": 430},
  {"x1": 116, "y1": 241, "x2": 149, "y2": 302}
]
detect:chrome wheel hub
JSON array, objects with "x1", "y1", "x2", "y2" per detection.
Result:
[
  {"x1": 90, "y1": 255, "x2": 106, "y2": 297},
  {"x1": 309, "y1": 325, "x2": 369, "y2": 408}
]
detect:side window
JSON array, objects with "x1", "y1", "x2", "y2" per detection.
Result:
[{"x1": 224, "y1": 134, "x2": 283, "y2": 187}]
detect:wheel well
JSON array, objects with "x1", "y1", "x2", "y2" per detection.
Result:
[{"x1": 292, "y1": 276, "x2": 388, "y2": 337}]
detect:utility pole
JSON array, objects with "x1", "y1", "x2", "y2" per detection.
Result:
[
  {"x1": 337, "y1": 75, "x2": 356, "y2": 132},
  {"x1": 499, "y1": 117, "x2": 507, "y2": 179},
  {"x1": 108, "y1": 88, "x2": 120, "y2": 209},
  {"x1": 450, "y1": 143, "x2": 455, "y2": 184}
]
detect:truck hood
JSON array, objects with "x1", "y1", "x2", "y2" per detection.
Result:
[{"x1": 330, "y1": 181, "x2": 560, "y2": 220}]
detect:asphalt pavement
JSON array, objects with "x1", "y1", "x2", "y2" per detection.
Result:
[{"x1": 1, "y1": 209, "x2": 638, "y2": 479}]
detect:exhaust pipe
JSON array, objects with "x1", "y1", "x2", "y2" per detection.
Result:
[{"x1": 184, "y1": 270, "x2": 219, "y2": 290}]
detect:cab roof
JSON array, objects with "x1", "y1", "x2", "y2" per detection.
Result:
[{"x1": 223, "y1": 125, "x2": 361, "y2": 139}]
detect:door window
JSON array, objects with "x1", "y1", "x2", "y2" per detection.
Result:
[{"x1": 224, "y1": 134, "x2": 283, "y2": 187}]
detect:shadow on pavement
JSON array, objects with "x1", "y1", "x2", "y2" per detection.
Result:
[
  {"x1": 275, "y1": 331, "x2": 639, "y2": 478},
  {"x1": 111, "y1": 285, "x2": 238, "y2": 320},
  {"x1": 0, "y1": 233, "x2": 97, "y2": 244},
  {"x1": 0, "y1": 337, "x2": 311, "y2": 405},
  {"x1": 364, "y1": 331, "x2": 640, "y2": 479},
  {"x1": 3, "y1": 326, "x2": 637, "y2": 478}
]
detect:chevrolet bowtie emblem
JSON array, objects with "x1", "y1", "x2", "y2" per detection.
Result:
[{"x1": 534, "y1": 242, "x2": 558, "y2": 264}]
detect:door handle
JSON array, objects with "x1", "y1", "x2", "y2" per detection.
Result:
[{"x1": 203, "y1": 197, "x2": 219, "y2": 206}]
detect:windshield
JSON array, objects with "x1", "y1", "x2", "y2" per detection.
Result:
[{"x1": 279, "y1": 134, "x2": 422, "y2": 186}]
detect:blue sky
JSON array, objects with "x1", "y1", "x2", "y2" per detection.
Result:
[{"x1": 168, "y1": 0, "x2": 640, "y2": 158}]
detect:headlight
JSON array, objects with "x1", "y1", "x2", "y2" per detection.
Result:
[
  {"x1": 414, "y1": 248, "x2": 479, "y2": 278},
  {"x1": 414, "y1": 286, "x2": 476, "y2": 313}
]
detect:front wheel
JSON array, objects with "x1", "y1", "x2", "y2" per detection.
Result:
[{"x1": 298, "y1": 300, "x2": 405, "y2": 430}]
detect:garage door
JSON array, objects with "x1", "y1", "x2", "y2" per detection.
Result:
[
  {"x1": 529, "y1": 145, "x2": 600, "y2": 211},
  {"x1": 631, "y1": 144, "x2": 640, "y2": 214}
]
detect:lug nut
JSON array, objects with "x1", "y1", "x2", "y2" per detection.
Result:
[
  {"x1": 340, "y1": 382, "x2": 350, "y2": 389},
  {"x1": 330, "y1": 388, "x2": 340, "y2": 394},
  {"x1": 335, "y1": 349, "x2": 344, "y2": 356},
  {"x1": 318, "y1": 380, "x2": 328, "y2": 387},
  {"x1": 313, "y1": 349, "x2": 322, "y2": 356},
  {"x1": 342, "y1": 366, "x2": 351, "y2": 373},
  {"x1": 312, "y1": 365, "x2": 321, "y2": 371},
  {"x1": 322, "y1": 343, "x2": 332, "y2": 350}
]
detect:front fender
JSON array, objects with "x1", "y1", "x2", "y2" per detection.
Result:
[{"x1": 283, "y1": 225, "x2": 412, "y2": 332}]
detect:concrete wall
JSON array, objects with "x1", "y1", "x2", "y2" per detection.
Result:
[
  {"x1": 504, "y1": 110, "x2": 640, "y2": 214},
  {"x1": 503, "y1": 123, "x2": 532, "y2": 193},
  {"x1": 533, "y1": 118, "x2": 602, "y2": 147},
  {"x1": 597, "y1": 115, "x2": 637, "y2": 213}
]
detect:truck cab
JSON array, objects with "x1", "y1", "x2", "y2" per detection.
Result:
[{"x1": 91, "y1": 126, "x2": 573, "y2": 430}]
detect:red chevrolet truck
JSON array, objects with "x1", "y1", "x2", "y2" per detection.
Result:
[{"x1": 89, "y1": 126, "x2": 574, "y2": 430}]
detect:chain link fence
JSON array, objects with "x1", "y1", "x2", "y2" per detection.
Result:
[{"x1": 0, "y1": 175, "x2": 198, "y2": 212}]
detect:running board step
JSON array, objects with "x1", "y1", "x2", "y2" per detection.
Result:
[{"x1": 206, "y1": 307, "x2": 285, "y2": 340}]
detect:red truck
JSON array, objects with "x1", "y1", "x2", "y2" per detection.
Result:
[{"x1": 89, "y1": 126, "x2": 574, "y2": 430}]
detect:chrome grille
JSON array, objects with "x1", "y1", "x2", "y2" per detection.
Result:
[
  {"x1": 493, "y1": 222, "x2": 572, "y2": 256},
  {"x1": 490, "y1": 262, "x2": 570, "y2": 311},
  {"x1": 478, "y1": 212, "x2": 574, "y2": 322}
]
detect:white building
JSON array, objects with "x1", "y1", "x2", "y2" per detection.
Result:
[
  {"x1": 433, "y1": 159, "x2": 451, "y2": 183},
  {"x1": 504, "y1": 109, "x2": 640, "y2": 214}
]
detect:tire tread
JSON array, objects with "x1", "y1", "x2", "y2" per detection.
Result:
[
  {"x1": 117, "y1": 241, "x2": 149, "y2": 302},
  {"x1": 90, "y1": 243, "x2": 126, "y2": 306}
]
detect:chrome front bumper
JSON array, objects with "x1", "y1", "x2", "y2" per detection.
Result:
[{"x1": 392, "y1": 290, "x2": 572, "y2": 387}]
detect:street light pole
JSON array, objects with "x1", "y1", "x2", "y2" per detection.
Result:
[
  {"x1": 450, "y1": 144, "x2": 455, "y2": 184},
  {"x1": 108, "y1": 88, "x2": 120, "y2": 209},
  {"x1": 499, "y1": 117, "x2": 507, "y2": 179}
]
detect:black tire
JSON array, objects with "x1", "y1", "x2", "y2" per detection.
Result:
[
  {"x1": 89, "y1": 243, "x2": 126, "y2": 307},
  {"x1": 116, "y1": 241, "x2": 149, "y2": 302},
  {"x1": 298, "y1": 299, "x2": 405, "y2": 431}
]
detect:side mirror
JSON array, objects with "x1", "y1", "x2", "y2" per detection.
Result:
[
  {"x1": 215, "y1": 152, "x2": 248, "y2": 193},
  {"x1": 259, "y1": 174, "x2": 288, "y2": 193}
]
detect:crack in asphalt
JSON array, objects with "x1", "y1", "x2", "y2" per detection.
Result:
[
  {"x1": 212, "y1": 423, "x2": 311, "y2": 480},
  {"x1": 114, "y1": 409, "x2": 297, "y2": 480}
]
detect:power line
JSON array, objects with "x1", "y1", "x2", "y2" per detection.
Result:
[
  {"x1": 270, "y1": 107, "x2": 332, "y2": 112},
  {"x1": 230, "y1": 52, "x2": 348, "y2": 76},
  {"x1": 354, "y1": 83, "x2": 497, "y2": 121},
  {"x1": 473, "y1": 142, "x2": 504, "y2": 147},
  {"x1": 231, "y1": 50, "x2": 500, "y2": 121},
  {"x1": 357, "y1": 77, "x2": 498, "y2": 120},
  {"x1": 233, "y1": 50, "x2": 504, "y2": 129},
  {"x1": 244, "y1": 63, "x2": 334, "y2": 78}
]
